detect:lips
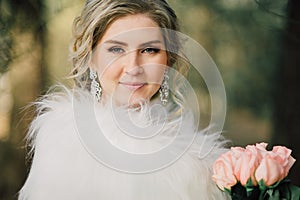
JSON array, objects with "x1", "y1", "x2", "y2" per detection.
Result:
[{"x1": 119, "y1": 82, "x2": 146, "y2": 91}]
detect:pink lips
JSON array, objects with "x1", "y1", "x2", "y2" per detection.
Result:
[{"x1": 120, "y1": 82, "x2": 146, "y2": 91}]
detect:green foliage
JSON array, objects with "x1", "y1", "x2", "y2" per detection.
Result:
[
  {"x1": 0, "y1": 0, "x2": 13, "y2": 73},
  {"x1": 229, "y1": 182, "x2": 260, "y2": 200},
  {"x1": 171, "y1": 0, "x2": 288, "y2": 117},
  {"x1": 0, "y1": 0, "x2": 46, "y2": 73},
  {"x1": 227, "y1": 179, "x2": 300, "y2": 200}
]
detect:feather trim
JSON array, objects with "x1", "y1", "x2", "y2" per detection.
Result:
[{"x1": 19, "y1": 86, "x2": 230, "y2": 200}]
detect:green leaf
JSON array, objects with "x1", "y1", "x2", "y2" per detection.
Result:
[
  {"x1": 266, "y1": 187, "x2": 279, "y2": 199},
  {"x1": 289, "y1": 184, "x2": 300, "y2": 200},
  {"x1": 245, "y1": 178, "x2": 260, "y2": 197},
  {"x1": 258, "y1": 179, "x2": 267, "y2": 192},
  {"x1": 257, "y1": 179, "x2": 300, "y2": 200}
]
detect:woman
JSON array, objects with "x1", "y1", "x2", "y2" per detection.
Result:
[{"x1": 19, "y1": 0, "x2": 229, "y2": 199}]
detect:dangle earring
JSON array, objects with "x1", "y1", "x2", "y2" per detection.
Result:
[
  {"x1": 159, "y1": 70, "x2": 169, "y2": 105},
  {"x1": 89, "y1": 69, "x2": 102, "y2": 102}
]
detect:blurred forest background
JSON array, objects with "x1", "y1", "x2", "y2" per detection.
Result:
[{"x1": 0, "y1": 0, "x2": 299, "y2": 199}]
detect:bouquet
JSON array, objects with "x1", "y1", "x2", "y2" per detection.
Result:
[{"x1": 212, "y1": 143, "x2": 300, "y2": 199}]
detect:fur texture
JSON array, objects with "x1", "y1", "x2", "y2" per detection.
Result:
[{"x1": 19, "y1": 87, "x2": 230, "y2": 200}]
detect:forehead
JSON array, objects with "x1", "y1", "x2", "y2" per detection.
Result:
[{"x1": 99, "y1": 14, "x2": 164, "y2": 45}]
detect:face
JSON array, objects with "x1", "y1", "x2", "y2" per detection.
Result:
[{"x1": 91, "y1": 14, "x2": 168, "y2": 106}]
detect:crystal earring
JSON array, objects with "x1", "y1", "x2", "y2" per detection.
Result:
[
  {"x1": 89, "y1": 69, "x2": 102, "y2": 102},
  {"x1": 159, "y1": 70, "x2": 169, "y2": 105}
]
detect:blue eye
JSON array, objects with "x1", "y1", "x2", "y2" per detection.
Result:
[
  {"x1": 141, "y1": 47, "x2": 160, "y2": 54},
  {"x1": 108, "y1": 47, "x2": 125, "y2": 54}
]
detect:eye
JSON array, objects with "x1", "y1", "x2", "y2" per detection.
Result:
[
  {"x1": 108, "y1": 47, "x2": 125, "y2": 54},
  {"x1": 141, "y1": 47, "x2": 160, "y2": 54}
]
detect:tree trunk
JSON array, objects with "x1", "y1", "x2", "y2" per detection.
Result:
[
  {"x1": 273, "y1": 0, "x2": 300, "y2": 186},
  {"x1": 0, "y1": 0, "x2": 47, "y2": 198}
]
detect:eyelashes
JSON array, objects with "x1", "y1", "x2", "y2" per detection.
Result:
[
  {"x1": 141, "y1": 47, "x2": 160, "y2": 54},
  {"x1": 108, "y1": 47, "x2": 124, "y2": 54},
  {"x1": 108, "y1": 47, "x2": 161, "y2": 55}
]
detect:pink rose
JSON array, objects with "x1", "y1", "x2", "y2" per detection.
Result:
[
  {"x1": 212, "y1": 151, "x2": 237, "y2": 191},
  {"x1": 255, "y1": 152, "x2": 286, "y2": 186},
  {"x1": 272, "y1": 146, "x2": 296, "y2": 177},
  {"x1": 233, "y1": 145, "x2": 261, "y2": 186},
  {"x1": 255, "y1": 146, "x2": 296, "y2": 186}
]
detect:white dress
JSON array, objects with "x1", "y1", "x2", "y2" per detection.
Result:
[{"x1": 18, "y1": 87, "x2": 230, "y2": 200}]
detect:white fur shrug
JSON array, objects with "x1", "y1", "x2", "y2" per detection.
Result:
[{"x1": 18, "y1": 87, "x2": 230, "y2": 200}]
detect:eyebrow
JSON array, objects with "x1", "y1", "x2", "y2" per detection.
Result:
[
  {"x1": 104, "y1": 40, "x2": 127, "y2": 46},
  {"x1": 103, "y1": 40, "x2": 163, "y2": 47}
]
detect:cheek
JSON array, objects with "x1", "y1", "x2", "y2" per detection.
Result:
[
  {"x1": 144, "y1": 64, "x2": 166, "y2": 85},
  {"x1": 149, "y1": 84, "x2": 161, "y2": 98},
  {"x1": 98, "y1": 66, "x2": 122, "y2": 86},
  {"x1": 95, "y1": 60, "x2": 123, "y2": 94},
  {"x1": 141, "y1": 67, "x2": 166, "y2": 100},
  {"x1": 92, "y1": 47, "x2": 121, "y2": 81}
]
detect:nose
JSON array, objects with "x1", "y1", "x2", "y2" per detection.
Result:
[{"x1": 124, "y1": 50, "x2": 144, "y2": 76}]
